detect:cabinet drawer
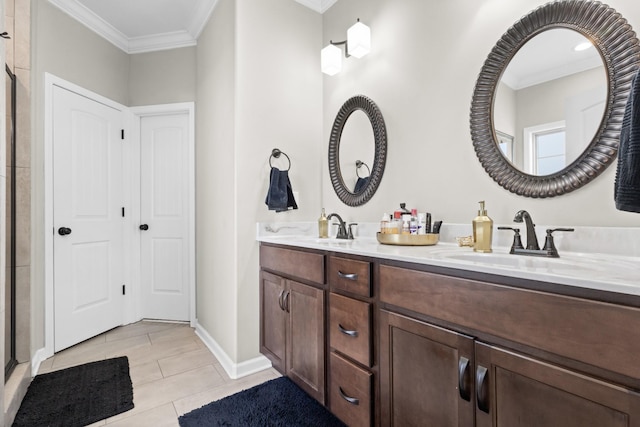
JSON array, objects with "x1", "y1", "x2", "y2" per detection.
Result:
[
  {"x1": 330, "y1": 352, "x2": 372, "y2": 427},
  {"x1": 330, "y1": 293, "x2": 372, "y2": 367},
  {"x1": 329, "y1": 256, "x2": 371, "y2": 297},
  {"x1": 260, "y1": 245, "x2": 324, "y2": 284}
]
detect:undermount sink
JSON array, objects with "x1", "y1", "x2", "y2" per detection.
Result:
[{"x1": 435, "y1": 251, "x2": 608, "y2": 274}]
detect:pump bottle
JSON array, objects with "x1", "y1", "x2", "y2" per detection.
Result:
[
  {"x1": 318, "y1": 208, "x2": 329, "y2": 238},
  {"x1": 472, "y1": 201, "x2": 493, "y2": 253}
]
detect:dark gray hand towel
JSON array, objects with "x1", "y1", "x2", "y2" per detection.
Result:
[
  {"x1": 265, "y1": 167, "x2": 298, "y2": 212},
  {"x1": 354, "y1": 176, "x2": 369, "y2": 193},
  {"x1": 615, "y1": 68, "x2": 640, "y2": 213}
]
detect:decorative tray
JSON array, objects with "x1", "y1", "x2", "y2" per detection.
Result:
[{"x1": 376, "y1": 232, "x2": 439, "y2": 246}]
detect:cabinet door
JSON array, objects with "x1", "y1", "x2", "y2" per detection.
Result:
[
  {"x1": 287, "y1": 280, "x2": 325, "y2": 404},
  {"x1": 475, "y1": 342, "x2": 640, "y2": 427},
  {"x1": 379, "y1": 310, "x2": 475, "y2": 427},
  {"x1": 259, "y1": 271, "x2": 286, "y2": 373}
]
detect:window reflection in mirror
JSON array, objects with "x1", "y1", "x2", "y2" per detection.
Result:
[
  {"x1": 338, "y1": 110, "x2": 375, "y2": 193},
  {"x1": 493, "y1": 28, "x2": 606, "y2": 176}
]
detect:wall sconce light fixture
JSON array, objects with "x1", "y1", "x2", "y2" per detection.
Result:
[{"x1": 321, "y1": 19, "x2": 370, "y2": 76}]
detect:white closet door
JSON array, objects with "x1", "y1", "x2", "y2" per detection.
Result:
[
  {"x1": 53, "y1": 86, "x2": 125, "y2": 352},
  {"x1": 139, "y1": 113, "x2": 190, "y2": 320}
]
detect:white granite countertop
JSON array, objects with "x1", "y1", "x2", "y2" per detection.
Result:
[{"x1": 257, "y1": 222, "x2": 640, "y2": 298}]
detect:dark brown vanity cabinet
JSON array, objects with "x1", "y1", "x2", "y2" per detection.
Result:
[
  {"x1": 260, "y1": 243, "x2": 640, "y2": 426},
  {"x1": 259, "y1": 246, "x2": 326, "y2": 404},
  {"x1": 328, "y1": 256, "x2": 374, "y2": 427},
  {"x1": 379, "y1": 264, "x2": 640, "y2": 427}
]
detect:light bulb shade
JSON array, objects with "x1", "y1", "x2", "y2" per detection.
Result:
[
  {"x1": 347, "y1": 21, "x2": 370, "y2": 58},
  {"x1": 321, "y1": 44, "x2": 342, "y2": 76}
]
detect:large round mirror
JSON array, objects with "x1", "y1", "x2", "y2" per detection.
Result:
[
  {"x1": 329, "y1": 95, "x2": 387, "y2": 206},
  {"x1": 471, "y1": 0, "x2": 640, "y2": 197}
]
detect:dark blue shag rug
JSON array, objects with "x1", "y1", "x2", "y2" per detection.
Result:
[{"x1": 178, "y1": 376, "x2": 346, "y2": 427}]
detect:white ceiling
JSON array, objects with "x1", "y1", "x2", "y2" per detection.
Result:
[{"x1": 48, "y1": 0, "x2": 337, "y2": 54}]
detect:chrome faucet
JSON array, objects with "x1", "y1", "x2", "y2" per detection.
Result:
[
  {"x1": 327, "y1": 213, "x2": 349, "y2": 239},
  {"x1": 513, "y1": 210, "x2": 539, "y2": 250}
]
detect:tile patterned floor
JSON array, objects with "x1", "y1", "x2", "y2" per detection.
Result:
[{"x1": 37, "y1": 321, "x2": 281, "y2": 427}]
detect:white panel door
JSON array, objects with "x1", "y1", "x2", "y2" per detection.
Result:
[
  {"x1": 53, "y1": 86, "x2": 124, "y2": 352},
  {"x1": 140, "y1": 114, "x2": 190, "y2": 320}
]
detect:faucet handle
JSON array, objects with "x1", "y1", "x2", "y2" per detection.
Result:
[
  {"x1": 498, "y1": 226, "x2": 524, "y2": 253},
  {"x1": 547, "y1": 228, "x2": 575, "y2": 233},
  {"x1": 542, "y1": 228, "x2": 574, "y2": 257},
  {"x1": 347, "y1": 223, "x2": 358, "y2": 239}
]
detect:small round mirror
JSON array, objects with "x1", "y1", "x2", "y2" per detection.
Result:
[{"x1": 329, "y1": 95, "x2": 387, "y2": 206}]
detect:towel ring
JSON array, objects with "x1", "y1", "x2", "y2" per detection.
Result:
[
  {"x1": 269, "y1": 148, "x2": 291, "y2": 171},
  {"x1": 356, "y1": 160, "x2": 370, "y2": 178}
]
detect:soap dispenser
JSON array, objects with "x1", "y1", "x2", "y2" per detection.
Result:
[
  {"x1": 473, "y1": 201, "x2": 493, "y2": 253},
  {"x1": 318, "y1": 208, "x2": 329, "y2": 238}
]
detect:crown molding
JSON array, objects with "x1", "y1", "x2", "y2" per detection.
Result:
[
  {"x1": 128, "y1": 31, "x2": 197, "y2": 54},
  {"x1": 48, "y1": 0, "x2": 130, "y2": 51},
  {"x1": 294, "y1": 0, "x2": 338, "y2": 14},
  {"x1": 48, "y1": 0, "x2": 219, "y2": 53}
]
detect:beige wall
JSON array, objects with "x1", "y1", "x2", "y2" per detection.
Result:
[
  {"x1": 129, "y1": 47, "x2": 197, "y2": 106},
  {"x1": 195, "y1": 0, "x2": 238, "y2": 361},
  {"x1": 235, "y1": 0, "x2": 322, "y2": 361},
  {"x1": 196, "y1": 0, "x2": 322, "y2": 362},
  {"x1": 321, "y1": 0, "x2": 640, "y2": 228}
]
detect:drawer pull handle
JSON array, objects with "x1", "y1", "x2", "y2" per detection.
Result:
[
  {"x1": 339, "y1": 387, "x2": 359, "y2": 405},
  {"x1": 458, "y1": 356, "x2": 471, "y2": 401},
  {"x1": 476, "y1": 365, "x2": 490, "y2": 413},
  {"x1": 337, "y1": 271, "x2": 358, "y2": 281},
  {"x1": 338, "y1": 324, "x2": 359, "y2": 337}
]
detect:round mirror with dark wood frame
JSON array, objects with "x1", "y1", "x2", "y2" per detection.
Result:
[
  {"x1": 329, "y1": 95, "x2": 387, "y2": 206},
  {"x1": 470, "y1": 0, "x2": 640, "y2": 198}
]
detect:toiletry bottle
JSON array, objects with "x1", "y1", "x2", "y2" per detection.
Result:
[
  {"x1": 410, "y1": 209, "x2": 418, "y2": 235},
  {"x1": 417, "y1": 213, "x2": 426, "y2": 235},
  {"x1": 472, "y1": 201, "x2": 493, "y2": 253},
  {"x1": 401, "y1": 214, "x2": 411, "y2": 235},
  {"x1": 380, "y1": 213, "x2": 389, "y2": 234},
  {"x1": 391, "y1": 211, "x2": 402, "y2": 234},
  {"x1": 318, "y1": 208, "x2": 329, "y2": 238}
]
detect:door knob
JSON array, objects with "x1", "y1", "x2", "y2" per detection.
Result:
[
  {"x1": 58, "y1": 227, "x2": 72, "y2": 236},
  {"x1": 139, "y1": 224, "x2": 149, "y2": 231}
]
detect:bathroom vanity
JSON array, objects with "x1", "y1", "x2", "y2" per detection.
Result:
[{"x1": 258, "y1": 234, "x2": 640, "y2": 427}]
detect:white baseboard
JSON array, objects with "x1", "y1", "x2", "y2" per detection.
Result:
[
  {"x1": 31, "y1": 348, "x2": 52, "y2": 377},
  {"x1": 194, "y1": 321, "x2": 272, "y2": 380}
]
